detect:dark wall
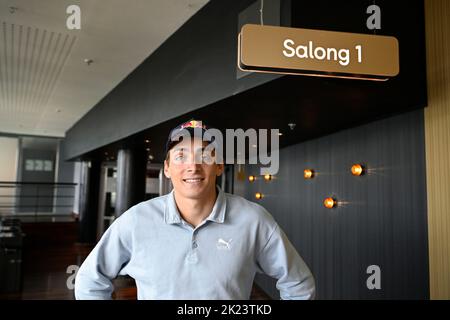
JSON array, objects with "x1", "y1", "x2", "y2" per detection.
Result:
[
  {"x1": 62, "y1": 0, "x2": 292, "y2": 160},
  {"x1": 234, "y1": 109, "x2": 429, "y2": 299}
]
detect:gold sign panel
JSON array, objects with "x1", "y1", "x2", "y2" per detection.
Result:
[{"x1": 238, "y1": 24, "x2": 399, "y2": 81}]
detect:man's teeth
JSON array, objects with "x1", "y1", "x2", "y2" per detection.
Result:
[{"x1": 184, "y1": 178, "x2": 203, "y2": 182}]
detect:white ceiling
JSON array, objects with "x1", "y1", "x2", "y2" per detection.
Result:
[{"x1": 0, "y1": 0, "x2": 208, "y2": 137}]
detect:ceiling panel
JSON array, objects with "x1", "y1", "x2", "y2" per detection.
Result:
[{"x1": 0, "y1": 0, "x2": 209, "y2": 137}]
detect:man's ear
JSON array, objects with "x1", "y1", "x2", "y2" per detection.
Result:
[
  {"x1": 216, "y1": 164, "x2": 225, "y2": 176},
  {"x1": 164, "y1": 160, "x2": 171, "y2": 178}
]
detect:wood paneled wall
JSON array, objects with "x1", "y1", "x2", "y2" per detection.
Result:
[{"x1": 425, "y1": 0, "x2": 450, "y2": 300}]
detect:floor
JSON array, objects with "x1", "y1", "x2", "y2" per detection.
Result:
[{"x1": 0, "y1": 221, "x2": 270, "y2": 300}]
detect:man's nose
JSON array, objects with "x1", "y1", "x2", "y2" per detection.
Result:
[{"x1": 185, "y1": 153, "x2": 202, "y2": 170}]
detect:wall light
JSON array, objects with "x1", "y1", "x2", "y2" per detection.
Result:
[
  {"x1": 304, "y1": 169, "x2": 314, "y2": 179},
  {"x1": 324, "y1": 197, "x2": 337, "y2": 209},
  {"x1": 255, "y1": 192, "x2": 264, "y2": 200},
  {"x1": 351, "y1": 164, "x2": 364, "y2": 176},
  {"x1": 248, "y1": 175, "x2": 256, "y2": 182},
  {"x1": 263, "y1": 174, "x2": 272, "y2": 181}
]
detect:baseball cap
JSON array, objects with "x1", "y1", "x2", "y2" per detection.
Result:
[{"x1": 165, "y1": 120, "x2": 216, "y2": 156}]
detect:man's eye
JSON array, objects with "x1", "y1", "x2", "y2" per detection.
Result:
[{"x1": 174, "y1": 154, "x2": 185, "y2": 161}]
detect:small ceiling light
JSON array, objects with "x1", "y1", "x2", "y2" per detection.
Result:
[
  {"x1": 255, "y1": 192, "x2": 264, "y2": 200},
  {"x1": 351, "y1": 164, "x2": 364, "y2": 176},
  {"x1": 145, "y1": 139, "x2": 150, "y2": 143},
  {"x1": 324, "y1": 197, "x2": 337, "y2": 209},
  {"x1": 304, "y1": 169, "x2": 314, "y2": 179},
  {"x1": 263, "y1": 174, "x2": 272, "y2": 181},
  {"x1": 149, "y1": 155, "x2": 154, "y2": 160},
  {"x1": 248, "y1": 175, "x2": 256, "y2": 182},
  {"x1": 288, "y1": 123, "x2": 296, "y2": 130},
  {"x1": 278, "y1": 132, "x2": 283, "y2": 136},
  {"x1": 84, "y1": 58, "x2": 94, "y2": 66},
  {"x1": 146, "y1": 148, "x2": 150, "y2": 152}
]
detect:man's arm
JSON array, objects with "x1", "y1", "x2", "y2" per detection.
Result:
[
  {"x1": 75, "y1": 212, "x2": 133, "y2": 300},
  {"x1": 256, "y1": 224, "x2": 316, "y2": 300}
]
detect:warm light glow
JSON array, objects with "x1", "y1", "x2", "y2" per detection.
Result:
[
  {"x1": 255, "y1": 192, "x2": 263, "y2": 200},
  {"x1": 351, "y1": 164, "x2": 364, "y2": 176},
  {"x1": 248, "y1": 175, "x2": 256, "y2": 182},
  {"x1": 264, "y1": 174, "x2": 272, "y2": 181},
  {"x1": 324, "y1": 197, "x2": 336, "y2": 209},
  {"x1": 304, "y1": 169, "x2": 314, "y2": 179}
]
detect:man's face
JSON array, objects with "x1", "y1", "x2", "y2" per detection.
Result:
[{"x1": 164, "y1": 138, "x2": 224, "y2": 200}]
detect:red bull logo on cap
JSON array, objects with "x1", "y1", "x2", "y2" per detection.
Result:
[{"x1": 180, "y1": 120, "x2": 206, "y2": 130}]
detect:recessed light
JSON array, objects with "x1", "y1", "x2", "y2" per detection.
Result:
[
  {"x1": 255, "y1": 192, "x2": 264, "y2": 200},
  {"x1": 324, "y1": 197, "x2": 337, "y2": 209},
  {"x1": 84, "y1": 58, "x2": 93, "y2": 66},
  {"x1": 351, "y1": 164, "x2": 364, "y2": 176},
  {"x1": 304, "y1": 169, "x2": 314, "y2": 179}
]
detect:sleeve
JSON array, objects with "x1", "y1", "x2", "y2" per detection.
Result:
[
  {"x1": 74, "y1": 211, "x2": 133, "y2": 300},
  {"x1": 256, "y1": 223, "x2": 316, "y2": 300}
]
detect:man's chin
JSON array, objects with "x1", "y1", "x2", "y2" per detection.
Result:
[{"x1": 176, "y1": 185, "x2": 213, "y2": 199}]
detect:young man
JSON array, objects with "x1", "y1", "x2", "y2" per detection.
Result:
[{"x1": 75, "y1": 120, "x2": 315, "y2": 300}]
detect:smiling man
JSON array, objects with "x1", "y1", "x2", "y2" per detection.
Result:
[{"x1": 75, "y1": 120, "x2": 315, "y2": 300}]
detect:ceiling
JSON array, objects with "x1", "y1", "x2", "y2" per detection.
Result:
[{"x1": 0, "y1": 0, "x2": 208, "y2": 137}]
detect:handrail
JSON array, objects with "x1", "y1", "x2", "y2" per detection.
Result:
[
  {"x1": 0, "y1": 181, "x2": 76, "y2": 186},
  {"x1": 0, "y1": 181, "x2": 78, "y2": 218}
]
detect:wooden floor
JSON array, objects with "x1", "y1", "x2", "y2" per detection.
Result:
[{"x1": 0, "y1": 222, "x2": 270, "y2": 300}]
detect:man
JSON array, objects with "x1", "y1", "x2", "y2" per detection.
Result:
[{"x1": 75, "y1": 120, "x2": 315, "y2": 300}]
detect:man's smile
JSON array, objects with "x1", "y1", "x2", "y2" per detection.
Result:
[{"x1": 182, "y1": 177, "x2": 205, "y2": 184}]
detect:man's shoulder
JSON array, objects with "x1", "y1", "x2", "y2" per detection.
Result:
[
  {"x1": 120, "y1": 193, "x2": 169, "y2": 221},
  {"x1": 223, "y1": 192, "x2": 276, "y2": 225}
]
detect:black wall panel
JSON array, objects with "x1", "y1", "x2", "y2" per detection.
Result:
[{"x1": 234, "y1": 109, "x2": 429, "y2": 299}]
